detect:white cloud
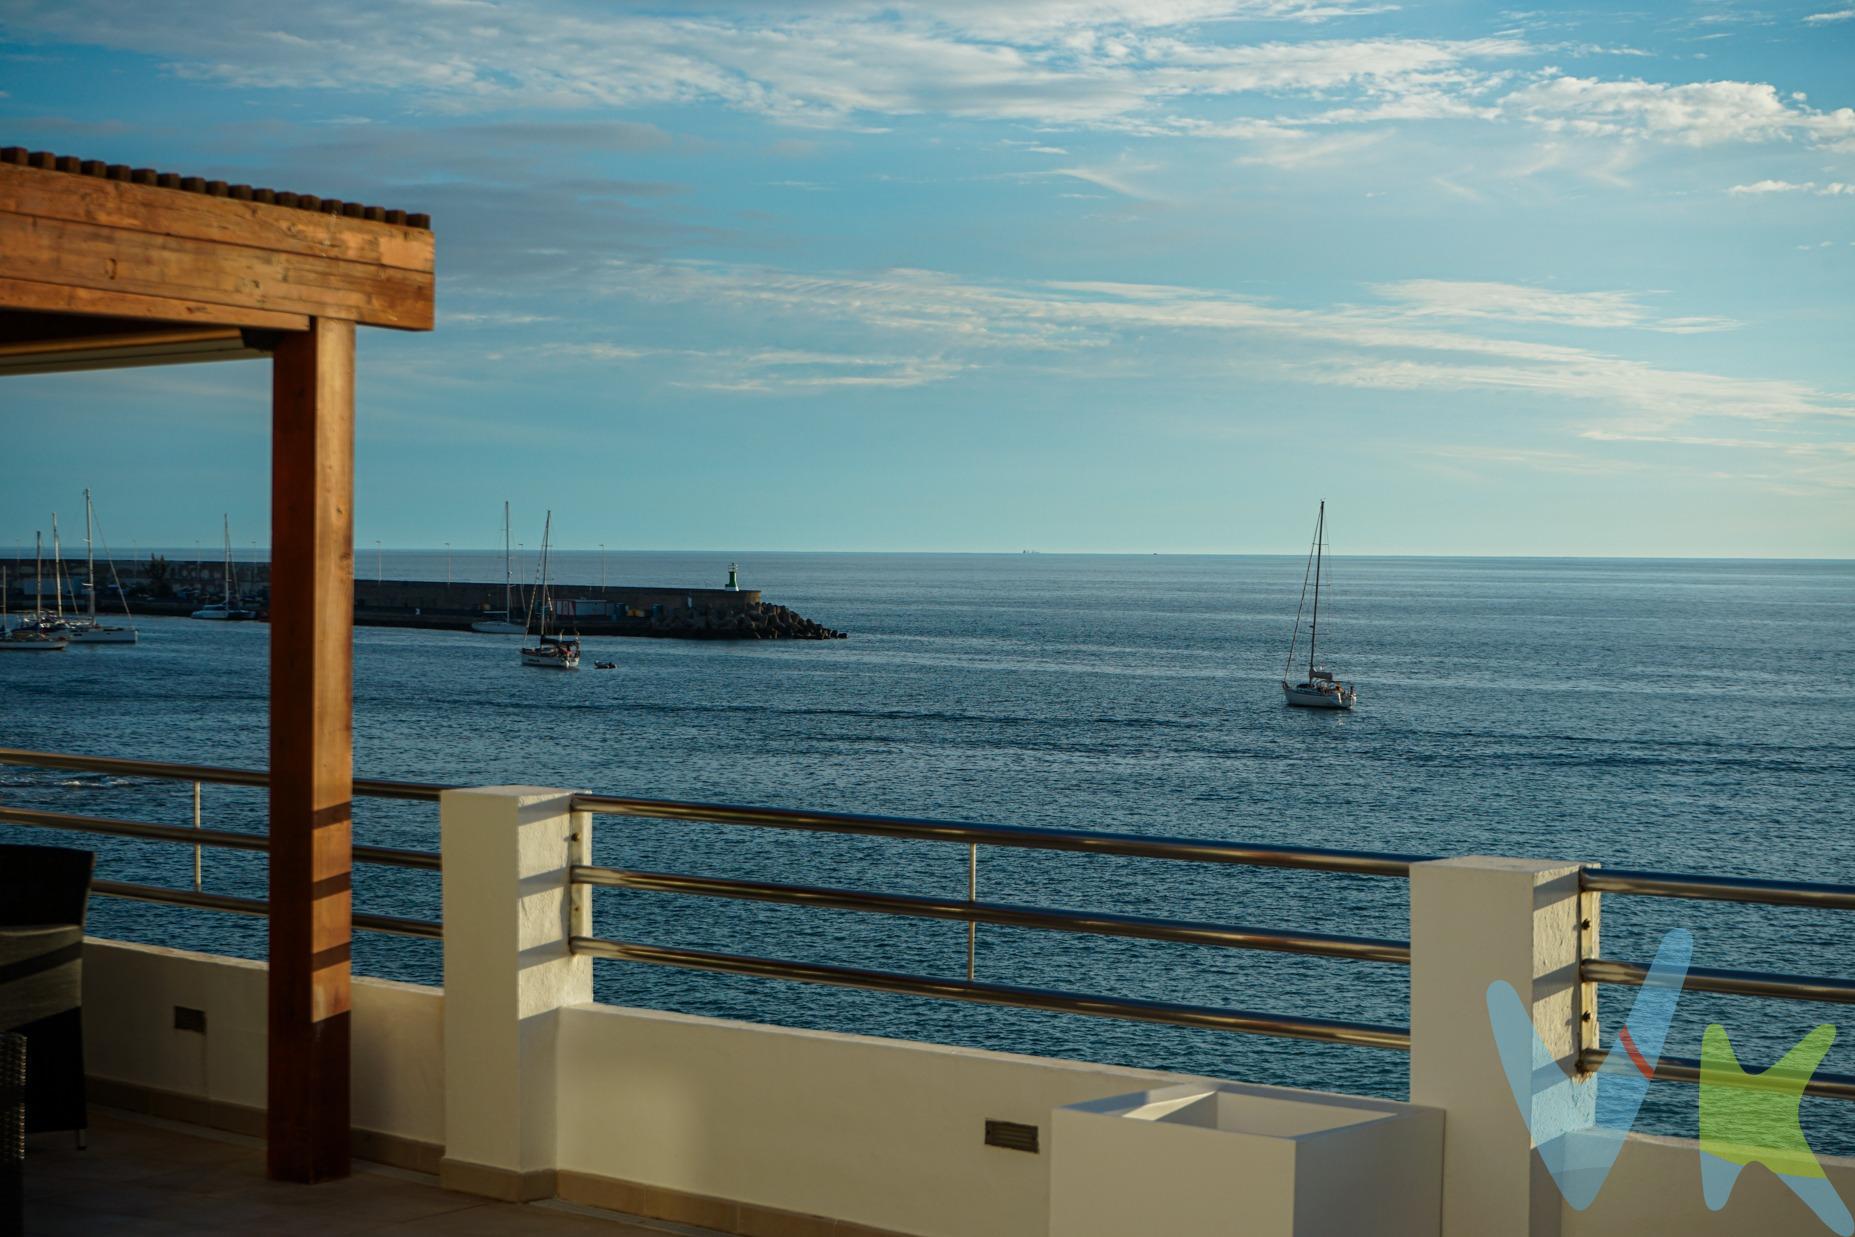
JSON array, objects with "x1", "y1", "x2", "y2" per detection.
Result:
[
  {"x1": 1371, "y1": 279, "x2": 1737, "y2": 332},
  {"x1": 0, "y1": 2, "x2": 1529, "y2": 134},
  {"x1": 588, "y1": 258, "x2": 1851, "y2": 429},
  {"x1": 1727, "y1": 179, "x2": 1855, "y2": 196},
  {"x1": 1504, "y1": 76, "x2": 1855, "y2": 147},
  {"x1": 1803, "y1": 8, "x2": 1855, "y2": 23}
]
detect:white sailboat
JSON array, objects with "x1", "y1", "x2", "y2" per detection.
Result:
[
  {"x1": 1, "y1": 535, "x2": 69, "y2": 651},
  {"x1": 1281, "y1": 500, "x2": 1357, "y2": 710},
  {"x1": 191, "y1": 515, "x2": 257, "y2": 621},
  {"x1": 520, "y1": 511, "x2": 579, "y2": 669},
  {"x1": 65, "y1": 489, "x2": 138, "y2": 644},
  {"x1": 471, "y1": 500, "x2": 525, "y2": 634}
]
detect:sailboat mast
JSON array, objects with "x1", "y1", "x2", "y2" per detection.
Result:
[
  {"x1": 1308, "y1": 500, "x2": 1323, "y2": 678},
  {"x1": 503, "y1": 500, "x2": 512, "y2": 618},
  {"x1": 34, "y1": 530, "x2": 44, "y2": 619},
  {"x1": 85, "y1": 488, "x2": 97, "y2": 621},
  {"x1": 51, "y1": 514, "x2": 65, "y2": 622},
  {"x1": 539, "y1": 511, "x2": 553, "y2": 639},
  {"x1": 222, "y1": 514, "x2": 234, "y2": 609}
]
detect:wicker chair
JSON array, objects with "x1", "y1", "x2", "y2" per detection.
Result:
[{"x1": 0, "y1": 844, "x2": 94, "y2": 1143}]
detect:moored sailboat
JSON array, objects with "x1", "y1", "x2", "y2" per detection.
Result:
[
  {"x1": 1, "y1": 536, "x2": 69, "y2": 651},
  {"x1": 191, "y1": 515, "x2": 257, "y2": 621},
  {"x1": 1281, "y1": 500, "x2": 1357, "y2": 710},
  {"x1": 520, "y1": 511, "x2": 579, "y2": 669},
  {"x1": 472, "y1": 500, "x2": 525, "y2": 634},
  {"x1": 65, "y1": 489, "x2": 139, "y2": 644}
]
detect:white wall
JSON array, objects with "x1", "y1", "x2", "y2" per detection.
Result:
[
  {"x1": 558, "y1": 1002, "x2": 1304, "y2": 1237},
  {"x1": 1564, "y1": 1132, "x2": 1855, "y2": 1237},
  {"x1": 81, "y1": 938, "x2": 444, "y2": 1148},
  {"x1": 73, "y1": 939, "x2": 1855, "y2": 1237}
]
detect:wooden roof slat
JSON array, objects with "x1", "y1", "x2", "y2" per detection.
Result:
[
  {"x1": 0, "y1": 148, "x2": 428, "y2": 233},
  {"x1": 0, "y1": 165, "x2": 432, "y2": 273}
]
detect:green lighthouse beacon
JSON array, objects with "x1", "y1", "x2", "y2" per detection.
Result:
[{"x1": 726, "y1": 562, "x2": 740, "y2": 591}]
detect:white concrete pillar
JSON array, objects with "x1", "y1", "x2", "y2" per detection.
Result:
[
  {"x1": 437, "y1": 785, "x2": 591, "y2": 1200},
  {"x1": 1410, "y1": 857, "x2": 1596, "y2": 1237}
]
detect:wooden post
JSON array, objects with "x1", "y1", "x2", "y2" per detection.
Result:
[{"x1": 267, "y1": 317, "x2": 355, "y2": 1183}]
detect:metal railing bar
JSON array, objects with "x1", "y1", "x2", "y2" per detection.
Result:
[
  {"x1": 574, "y1": 866, "x2": 1411, "y2": 964},
  {"x1": 1576, "y1": 1048, "x2": 1855, "y2": 1102},
  {"x1": 571, "y1": 936, "x2": 1412, "y2": 1050},
  {"x1": 1582, "y1": 868, "x2": 1855, "y2": 910},
  {"x1": 91, "y1": 879, "x2": 442, "y2": 939},
  {"x1": 0, "y1": 747, "x2": 449, "y2": 801},
  {"x1": 570, "y1": 794, "x2": 1424, "y2": 876},
  {"x1": 0, "y1": 805, "x2": 440, "y2": 870},
  {"x1": 1584, "y1": 958, "x2": 1855, "y2": 1005}
]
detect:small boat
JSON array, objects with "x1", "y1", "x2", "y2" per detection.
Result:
[
  {"x1": 192, "y1": 515, "x2": 257, "y2": 621},
  {"x1": 472, "y1": 500, "x2": 527, "y2": 634},
  {"x1": 593, "y1": 661, "x2": 617, "y2": 670},
  {"x1": 1281, "y1": 500, "x2": 1357, "y2": 710},
  {"x1": 519, "y1": 511, "x2": 579, "y2": 670},
  {"x1": 65, "y1": 489, "x2": 138, "y2": 644}
]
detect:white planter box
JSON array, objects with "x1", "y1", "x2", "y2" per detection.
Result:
[{"x1": 1049, "y1": 1083, "x2": 1443, "y2": 1237}]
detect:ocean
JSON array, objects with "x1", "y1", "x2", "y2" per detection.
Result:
[{"x1": 3, "y1": 551, "x2": 1852, "y2": 1151}]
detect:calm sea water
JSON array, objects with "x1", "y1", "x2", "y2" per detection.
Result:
[{"x1": 3, "y1": 552, "x2": 1852, "y2": 1151}]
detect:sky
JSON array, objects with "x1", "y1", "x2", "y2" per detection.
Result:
[{"x1": 2, "y1": 1, "x2": 1852, "y2": 556}]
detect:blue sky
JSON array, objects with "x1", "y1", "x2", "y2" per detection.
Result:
[{"x1": 2, "y1": 1, "x2": 1852, "y2": 555}]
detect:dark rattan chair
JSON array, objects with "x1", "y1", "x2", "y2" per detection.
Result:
[
  {"x1": 0, "y1": 844, "x2": 94, "y2": 1142},
  {"x1": 2, "y1": 1031, "x2": 23, "y2": 1237}
]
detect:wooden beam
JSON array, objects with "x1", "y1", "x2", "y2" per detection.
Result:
[
  {"x1": 0, "y1": 163, "x2": 433, "y2": 273},
  {"x1": 267, "y1": 317, "x2": 355, "y2": 1184},
  {"x1": 0, "y1": 211, "x2": 434, "y2": 330},
  {"x1": 0, "y1": 275, "x2": 311, "y2": 333}
]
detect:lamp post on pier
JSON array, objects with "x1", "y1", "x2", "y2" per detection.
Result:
[{"x1": 445, "y1": 542, "x2": 452, "y2": 585}]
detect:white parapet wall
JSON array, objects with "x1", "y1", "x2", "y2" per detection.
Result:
[
  {"x1": 71, "y1": 934, "x2": 1855, "y2": 1237},
  {"x1": 79, "y1": 938, "x2": 445, "y2": 1162},
  {"x1": 62, "y1": 792, "x2": 1855, "y2": 1237},
  {"x1": 558, "y1": 1001, "x2": 1237, "y2": 1237},
  {"x1": 1567, "y1": 1132, "x2": 1855, "y2": 1237}
]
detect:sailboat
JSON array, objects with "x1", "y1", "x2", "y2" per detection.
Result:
[
  {"x1": 65, "y1": 489, "x2": 138, "y2": 644},
  {"x1": 1, "y1": 535, "x2": 69, "y2": 651},
  {"x1": 191, "y1": 515, "x2": 257, "y2": 621},
  {"x1": 520, "y1": 512, "x2": 579, "y2": 669},
  {"x1": 1281, "y1": 500, "x2": 1357, "y2": 710},
  {"x1": 471, "y1": 500, "x2": 525, "y2": 634}
]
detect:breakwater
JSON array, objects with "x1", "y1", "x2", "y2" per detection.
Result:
[{"x1": 2, "y1": 559, "x2": 846, "y2": 641}]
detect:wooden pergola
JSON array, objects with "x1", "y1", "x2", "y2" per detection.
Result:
[{"x1": 0, "y1": 148, "x2": 435, "y2": 1183}]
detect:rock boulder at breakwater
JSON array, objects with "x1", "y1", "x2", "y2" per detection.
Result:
[{"x1": 10, "y1": 559, "x2": 850, "y2": 642}]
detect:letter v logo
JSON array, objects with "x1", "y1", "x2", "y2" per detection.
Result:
[{"x1": 1485, "y1": 928, "x2": 1693, "y2": 1209}]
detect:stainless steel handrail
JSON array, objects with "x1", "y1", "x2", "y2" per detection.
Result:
[
  {"x1": 571, "y1": 794, "x2": 1424, "y2": 876},
  {"x1": 1577, "y1": 1048, "x2": 1855, "y2": 1102},
  {"x1": 0, "y1": 746, "x2": 449, "y2": 801},
  {"x1": 93, "y1": 879, "x2": 442, "y2": 939},
  {"x1": 571, "y1": 936, "x2": 1412, "y2": 1050},
  {"x1": 1582, "y1": 868, "x2": 1855, "y2": 910},
  {"x1": 1584, "y1": 958, "x2": 1855, "y2": 1005},
  {"x1": 0, "y1": 804, "x2": 441, "y2": 870},
  {"x1": 575, "y1": 865, "x2": 1411, "y2": 963}
]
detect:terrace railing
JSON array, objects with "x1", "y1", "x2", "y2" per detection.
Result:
[{"x1": 2, "y1": 746, "x2": 1853, "y2": 1098}]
